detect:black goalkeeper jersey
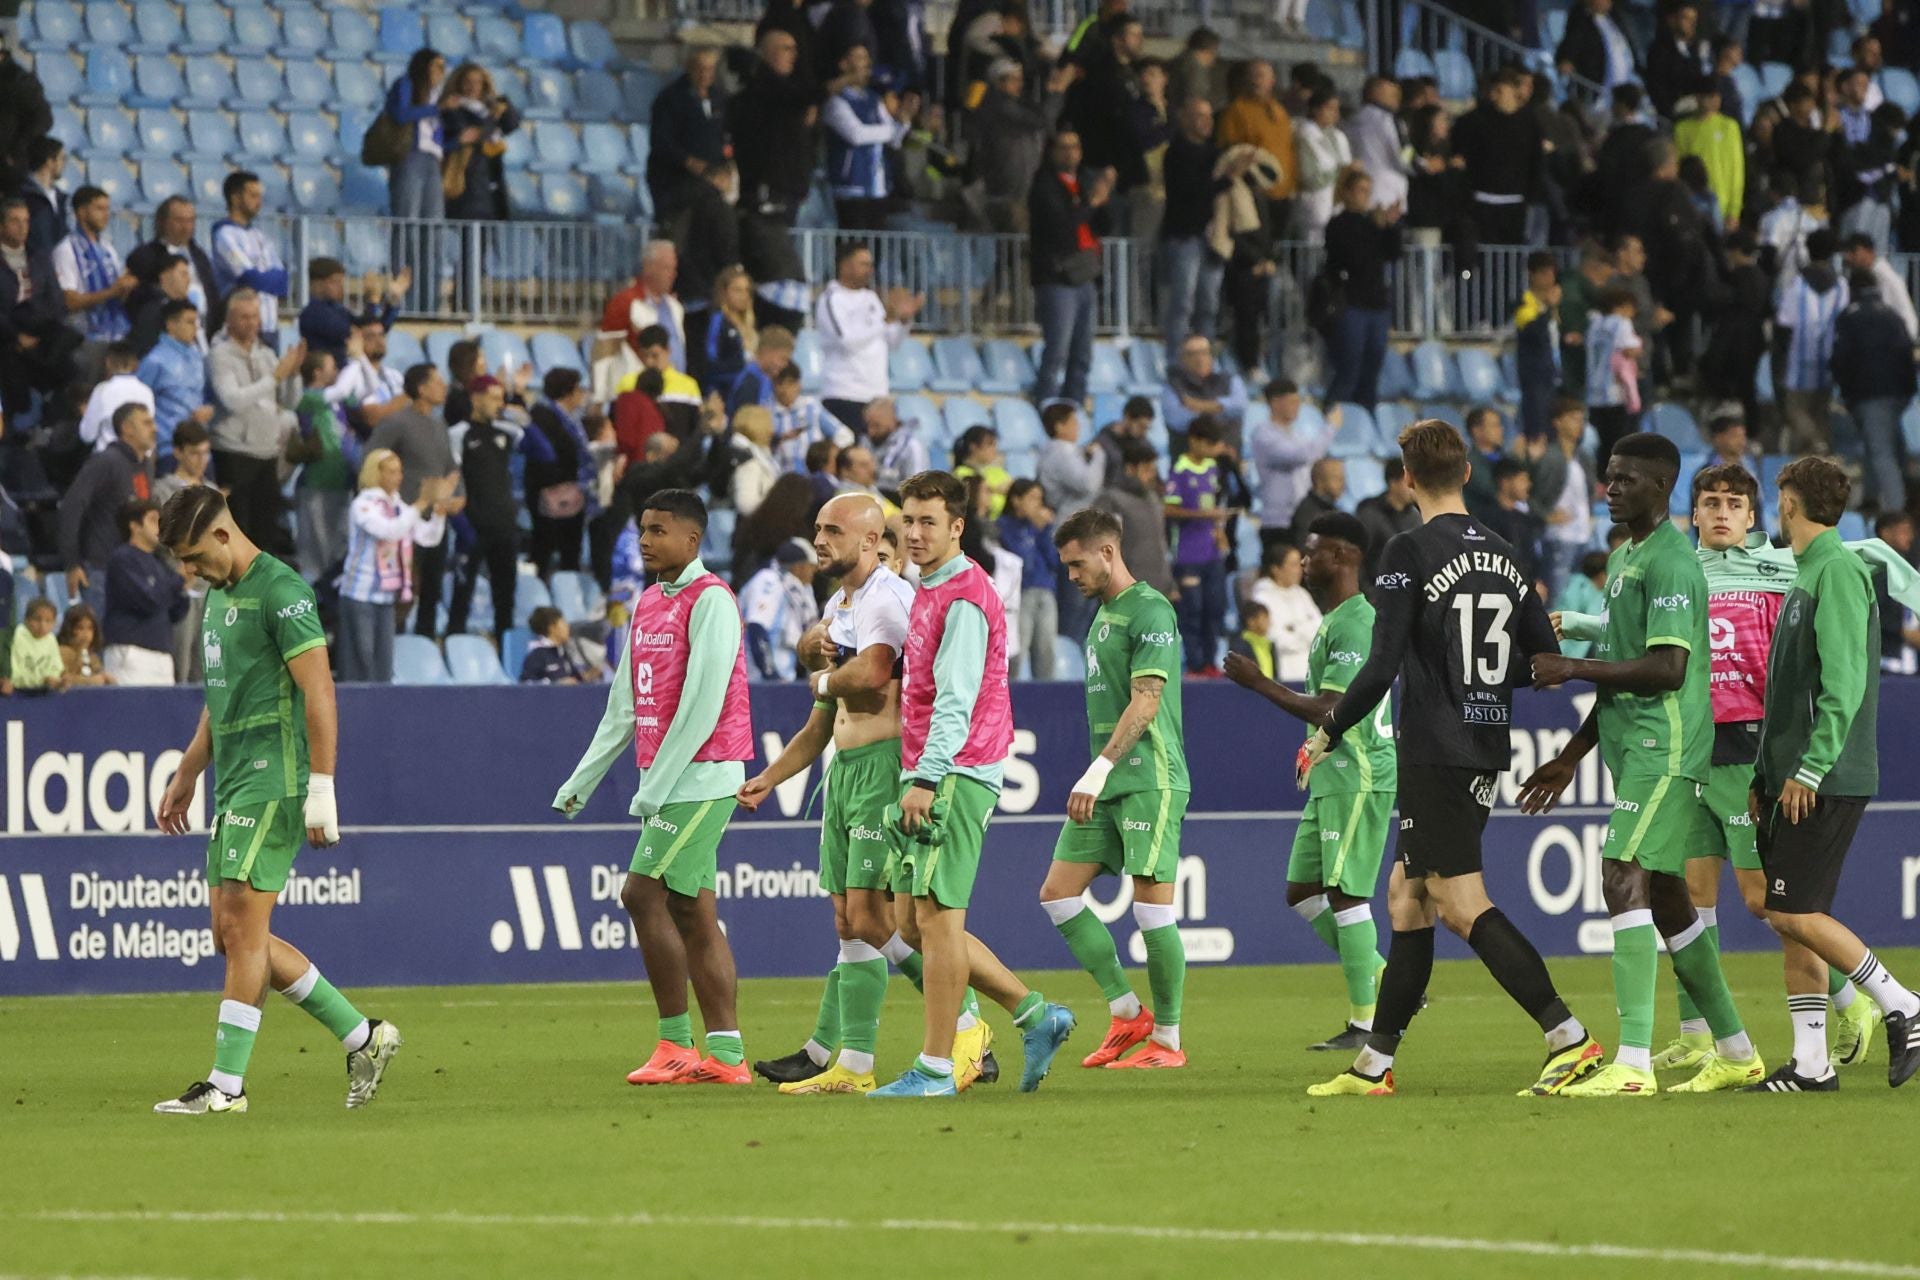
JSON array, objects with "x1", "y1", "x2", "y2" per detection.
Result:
[{"x1": 1327, "y1": 513, "x2": 1560, "y2": 772}]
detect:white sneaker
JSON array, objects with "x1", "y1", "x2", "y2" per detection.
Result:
[
  {"x1": 345, "y1": 1019, "x2": 403, "y2": 1109},
  {"x1": 153, "y1": 1080, "x2": 248, "y2": 1115}
]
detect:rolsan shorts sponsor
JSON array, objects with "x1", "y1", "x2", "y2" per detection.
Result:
[
  {"x1": 1122, "y1": 819, "x2": 1153, "y2": 832},
  {"x1": 848, "y1": 825, "x2": 886, "y2": 843}
]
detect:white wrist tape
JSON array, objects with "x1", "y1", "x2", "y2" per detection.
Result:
[{"x1": 1071, "y1": 757, "x2": 1114, "y2": 799}]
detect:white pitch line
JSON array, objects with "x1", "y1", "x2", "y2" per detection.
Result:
[{"x1": 20, "y1": 1210, "x2": 1919, "y2": 1278}]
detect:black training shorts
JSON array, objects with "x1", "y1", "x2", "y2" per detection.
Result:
[
  {"x1": 1395, "y1": 764, "x2": 1497, "y2": 880},
  {"x1": 1758, "y1": 792, "x2": 1867, "y2": 915}
]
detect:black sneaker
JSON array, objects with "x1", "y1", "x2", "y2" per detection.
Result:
[
  {"x1": 1743, "y1": 1059, "x2": 1839, "y2": 1093},
  {"x1": 1886, "y1": 997, "x2": 1920, "y2": 1089},
  {"x1": 1308, "y1": 1024, "x2": 1370, "y2": 1051},
  {"x1": 752, "y1": 1048, "x2": 827, "y2": 1084},
  {"x1": 978, "y1": 1049, "x2": 1001, "y2": 1085}
]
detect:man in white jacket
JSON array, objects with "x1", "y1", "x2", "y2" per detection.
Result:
[
  {"x1": 813, "y1": 242, "x2": 922, "y2": 434},
  {"x1": 1341, "y1": 77, "x2": 1412, "y2": 211}
]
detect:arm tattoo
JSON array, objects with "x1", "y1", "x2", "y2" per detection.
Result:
[{"x1": 1102, "y1": 676, "x2": 1166, "y2": 762}]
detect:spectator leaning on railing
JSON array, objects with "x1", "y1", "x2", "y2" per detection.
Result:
[
  {"x1": 1159, "y1": 98, "x2": 1231, "y2": 358},
  {"x1": 1321, "y1": 165, "x2": 1403, "y2": 413}
]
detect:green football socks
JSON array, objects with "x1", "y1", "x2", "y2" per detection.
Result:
[
  {"x1": 1666, "y1": 917, "x2": 1751, "y2": 1057},
  {"x1": 1332, "y1": 903, "x2": 1381, "y2": 1026},
  {"x1": 659, "y1": 1011, "x2": 694, "y2": 1049},
  {"x1": 807, "y1": 966, "x2": 842, "y2": 1061},
  {"x1": 1136, "y1": 902, "x2": 1185, "y2": 1049},
  {"x1": 209, "y1": 998, "x2": 261, "y2": 1095},
  {"x1": 278, "y1": 963, "x2": 369, "y2": 1049},
  {"x1": 1044, "y1": 899, "x2": 1134, "y2": 1008},
  {"x1": 836, "y1": 946, "x2": 889, "y2": 1056},
  {"x1": 1611, "y1": 911, "x2": 1659, "y2": 1068},
  {"x1": 705, "y1": 1030, "x2": 744, "y2": 1066}
]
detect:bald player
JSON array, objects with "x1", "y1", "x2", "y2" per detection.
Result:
[{"x1": 742, "y1": 494, "x2": 997, "y2": 1093}]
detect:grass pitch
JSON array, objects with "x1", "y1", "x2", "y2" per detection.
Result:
[{"x1": 4, "y1": 950, "x2": 1918, "y2": 1280}]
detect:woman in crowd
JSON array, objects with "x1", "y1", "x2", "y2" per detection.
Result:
[
  {"x1": 383, "y1": 48, "x2": 476, "y2": 311},
  {"x1": 444, "y1": 338, "x2": 531, "y2": 429},
  {"x1": 695, "y1": 266, "x2": 759, "y2": 398},
  {"x1": 952, "y1": 425, "x2": 1013, "y2": 518},
  {"x1": 1292, "y1": 88, "x2": 1351, "y2": 242},
  {"x1": 339, "y1": 449, "x2": 449, "y2": 683},
  {"x1": 286, "y1": 349, "x2": 357, "y2": 582},
  {"x1": 1321, "y1": 165, "x2": 1403, "y2": 411},
  {"x1": 729, "y1": 404, "x2": 780, "y2": 518},
  {"x1": 441, "y1": 62, "x2": 521, "y2": 312},
  {"x1": 526, "y1": 368, "x2": 602, "y2": 581},
  {"x1": 57, "y1": 604, "x2": 113, "y2": 687},
  {"x1": 1247, "y1": 543, "x2": 1320, "y2": 683}
]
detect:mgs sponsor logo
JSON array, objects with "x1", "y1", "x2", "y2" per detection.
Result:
[
  {"x1": 1139, "y1": 630, "x2": 1176, "y2": 646},
  {"x1": 1652, "y1": 593, "x2": 1690, "y2": 611},
  {"x1": 275, "y1": 598, "x2": 315, "y2": 621},
  {"x1": 1376, "y1": 572, "x2": 1412, "y2": 591},
  {"x1": 1331, "y1": 649, "x2": 1362, "y2": 665}
]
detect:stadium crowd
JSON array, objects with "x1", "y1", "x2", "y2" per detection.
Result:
[{"x1": 4, "y1": 0, "x2": 1920, "y2": 689}]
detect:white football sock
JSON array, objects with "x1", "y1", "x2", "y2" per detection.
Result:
[
  {"x1": 1354, "y1": 1046, "x2": 1393, "y2": 1077},
  {"x1": 1789, "y1": 993, "x2": 1831, "y2": 1077},
  {"x1": 1849, "y1": 952, "x2": 1920, "y2": 1019},
  {"x1": 1616, "y1": 1045, "x2": 1652, "y2": 1071},
  {"x1": 1679, "y1": 1018, "x2": 1710, "y2": 1038},
  {"x1": 803, "y1": 1038, "x2": 832, "y2": 1067},
  {"x1": 1151, "y1": 1023, "x2": 1180, "y2": 1051},
  {"x1": 1040, "y1": 897, "x2": 1084, "y2": 926},
  {"x1": 1110, "y1": 993, "x2": 1143, "y2": 1019},
  {"x1": 880, "y1": 933, "x2": 916, "y2": 966},
  {"x1": 837, "y1": 1049, "x2": 875, "y2": 1074},
  {"x1": 1831, "y1": 979, "x2": 1859, "y2": 1012},
  {"x1": 1715, "y1": 1030, "x2": 1756, "y2": 1061}
]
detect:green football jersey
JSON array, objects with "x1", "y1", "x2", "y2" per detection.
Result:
[
  {"x1": 1307, "y1": 593, "x2": 1396, "y2": 796},
  {"x1": 1594, "y1": 520, "x2": 1711, "y2": 783},
  {"x1": 1082, "y1": 582, "x2": 1189, "y2": 796},
  {"x1": 202, "y1": 553, "x2": 328, "y2": 809}
]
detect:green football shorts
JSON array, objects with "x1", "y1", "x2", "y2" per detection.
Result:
[
  {"x1": 819, "y1": 738, "x2": 902, "y2": 896},
  {"x1": 1695, "y1": 763, "x2": 1763, "y2": 871},
  {"x1": 1051, "y1": 788, "x2": 1188, "y2": 883},
  {"x1": 1287, "y1": 791, "x2": 1394, "y2": 897},
  {"x1": 205, "y1": 798, "x2": 305, "y2": 892},
  {"x1": 630, "y1": 797, "x2": 737, "y2": 897},
  {"x1": 887, "y1": 774, "x2": 998, "y2": 909},
  {"x1": 1602, "y1": 774, "x2": 1714, "y2": 878}
]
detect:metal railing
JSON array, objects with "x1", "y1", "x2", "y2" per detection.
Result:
[{"x1": 1372, "y1": 0, "x2": 1608, "y2": 116}]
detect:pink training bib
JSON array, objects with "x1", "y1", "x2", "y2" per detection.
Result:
[
  {"x1": 1708, "y1": 590, "x2": 1782, "y2": 725},
  {"x1": 900, "y1": 557, "x2": 1014, "y2": 773},
  {"x1": 629, "y1": 573, "x2": 754, "y2": 768}
]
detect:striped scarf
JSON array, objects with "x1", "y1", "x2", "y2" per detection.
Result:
[{"x1": 71, "y1": 231, "x2": 129, "y2": 341}]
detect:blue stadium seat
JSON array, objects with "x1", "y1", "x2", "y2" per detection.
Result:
[
  {"x1": 894, "y1": 393, "x2": 940, "y2": 441},
  {"x1": 1903, "y1": 401, "x2": 1920, "y2": 455},
  {"x1": 1336, "y1": 0, "x2": 1365, "y2": 49},
  {"x1": 1496, "y1": 348, "x2": 1521, "y2": 402},
  {"x1": 475, "y1": 15, "x2": 520, "y2": 62},
  {"x1": 422, "y1": 13, "x2": 471, "y2": 61},
  {"x1": 1837, "y1": 511, "x2": 1868, "y2": 542},
  {"x1": 285, "y1": 60, "x2": 331, "y2": 111},
  {"x1": 570, "y1": 19, "x2": 616, "y2": 69},
  {"x1": 574, "y1": 69, "x2": 621, "y2": 121},
  {"x1": 513, "y1": 574, "x2": 553, "y2": 630},
  {"x1": 549, "y1": 571, "x2": 591, "y2": 624},
  {"x1": 82, "y1": 2, "x2": 132, "y2": 48},
  {"x1": 179, "y1": 59, "x2": 232, "y2": 110},
  {"x1": 181, "y1": 110, "x2": 235, "y2": 162},
  {"x1": 376, "y1": 7, "x2": 423, "y2": 65},
  {"x1": 131, "y1": 108, "x2": 187, "y2": 162},
  {"x1": 1054, "y1": 634, "x2": 1086, "y2": 681},
  {"x1": 229, "y1": 4, "x2": 279, "y2": 55},
  {"x1": 587, "y1": 173, "x2": 640, "y2": 219},
  {"x1": 129, "y1": 2, "x2": 181, "y2": 53},
  {"x1": 180, "y1": 3, "x2": 230, "y2": 53},
  {"x1": 34, "y1": 53, "x2": 83, "y2": 104},
  {"x1": 341, "y1": 164, "x2": 389, "y2": 213},
  {"x1": 621, "y1": 67, "x2": 663, "y2": 121},
  {"x1": 1340, "y1": 456, "x2": 1386, "y2": 511},
  {"x1": 445, "y1": 634, "x2": 510, "y2": 684},
  {"x1": 1304, "y1": 1, "x2": 1338, "y2": 40},
  {"x1": 889, "y1": 338, "x2": 934, "y2": 392},
  {"x1": 375, "y1": 329, "x2": 422, "y2": 373},
  {"x1": 492, "y1": 65, "x2": 528, "y2": 108},
  {"x1": 542, "y1": 173, "x2": 588, "y2": 219},
  {"x1": 1394, "y1": 49, "x2": 1437, "y2": 82},
  {"x1": 275, "y1": 4, "x2": 325, "y2": 56},
  {"x1": 79, "y1": 49, "x2": 134, "y2": 107},
  {"x1": 499, "y1": 626, "x2": 533, "y2": 679},
  {"x1": 531, "y1": 332, "x2": 585, "y2": 377},
  {"x1": 1884, "y1": 69, "x2": 1920, "y2": 116},
  {"x1": 228, "y1": 60, "x2": 283, "y2": 111},
  {"x1": 1434, "y1": 49, "x2": 1476, "y2": 100},
  {"x1": 525, "y1": 66, "x2": 574, "y2": 120},
  {"x1": 1126, "y1": 341, "x2": 1165, "y2": 390},
  {"x1": 1453, "y1": 348, "x2": 1503, "y2": 403},
  {"x1": 139, "y1": 158, "x2": 187, "y2": 208},
  {"x1": 1731, "y1": 64, "x2": 1764, "y2": 124},
  {"x1": 930, "y1": 337, "x2": 986, "y2": 393},
  {"x1": 1409, "y1": 340, "x2": 1457, "y2": 399},
  {"x1": 341, "y1": 220, "x2": 390, "y2": 274},
  {"x1": 628, "y1": 123, "x2": 651, "y2": 170},
  {"x1": 1757, "y1": 62, "x2": 1792, "y2": 100},
  {"x1": 480, "y1": 331, "x2": 533, "y2": 382},
  {"x1": 253, "y1": 162, "x2": 290, "y2": 209},
  {"x1": 290, "y1": 165, "x2": 339, "y2": 213},
  {"x1": 504, "y1": 170, "x2": 541, "y2": 219},
  {"x1": 1647, "y1": 403, "x2": 1701, "y2": 450},
  {"x1": 528, "y1": 121, "x2": 583, "y2": 172},
  {"x1": 943, "y1": 397, "x2": 990, "y2": 445},
  {"x1": 128, "y1": 54, "x2": 183, "y2": 108},
  {"x1": 1086, "y1": 340, "x2": 1129, "y2": 395},
  {"x1": 235, "y1": 113, "x2": 287, "y2": 162},
  {"x1": 992, "y1": 399, "x2": 1045, "y2": 452},
  {"x1": 86, "y1": 106, "x2": 133, "y2": 155},
  {"x1": 579, "y1": 122, "x2": 630, "y2": 174},
  {"x1": 28, "y1": 1, "x2": 83, "y2": 49},
  {"x1": 522, "y1": 12, "x2": 569, "y2": 63},
  {"x1": 1671, "y1": 453, "x2": 1708, "y2": 515},
  {"x1": 88, "y1": 156, "x2": 138, "y2": 207},
  {"x1": 1004, "y1": 447, "x2": 1038, "y2": 481},
  {"x1": 1325, "y1": 404, "x2": 1380, "y2": 458},
  {"x1": 1754, "y1": 351, "x2": 1773, "y2": 404},
  {"x1": 331, "y1": 61, "x2": 382, "y2": 115},
  {"x1": 1372, "y1": 401, "x2": 1415, "y2": 446},
  {"x1": 330, "y1": 7, "x2": 378, "y2": 60},
  {"x1": 393, "y1": 635, "x2": 451, "y2": 684},
  {"x1": 980, "y1": 339, "x2": 1035, "y2": 395},
  {"x1": 187, "y1": 162, "x2": 226, "y2": 209},
  {"x1": 50, "y1": 104, "x2": 86, "y2": 152}
]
